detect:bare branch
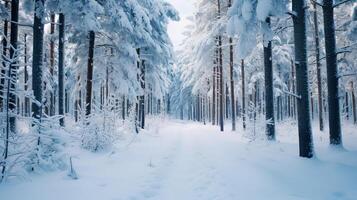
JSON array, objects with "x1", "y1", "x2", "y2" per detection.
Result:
[
  {"x1": 286, "y1": 11, "x2": 297, "y2": 18},
  {"x1": 333, "y1": 0, "x2": 353, "y2": 8},
  {"x1": 282, "y1": 90, "x2": 301, "y2": 99},
  {"x1": 311, "y1": 0, "x2": 324, "y2": 7},
  {"x1": 338, "y1": 72, "x2": 357, "y2": 79},
  {"x1": 9, "y1": 21, "x2": 33, "y2": 28}
]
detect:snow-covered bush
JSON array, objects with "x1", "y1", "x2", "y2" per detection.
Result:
[{"x1": 0, "y1": 116, "x2": 68, "y2": 181}]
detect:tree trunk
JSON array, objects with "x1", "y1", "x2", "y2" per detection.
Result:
[
  {"x1": 85, "y1": 31, "x2": 95, "y2": 117},
  {"x1": 31, "y1": 0, "x2": 45, "y2": 170},
  {"x1": 24, "y1": 34, "x2": 30, "y2": 117},
  {"x1": 75, "y1": 76, "x2": 80, "y2": 122},
  {"x1": 0, "y1": 1, "x2": 9, "y2": 111},
  {"x1": 217, "y1": 0, "x2": 224, "y2": 132},
  {"x1": 32, "y1": 0, "x2": 45, "y2": 121},
  {"x1": 264, "y1": 17, "x2": 275, "y2": 140},
  {"x1": 58, "y1": 13, "x2": 65, "y2": 126},
  {"x1": 122, "y1": 96, "x2": 126, "y2": 120},
  {"x1": 212, "y1": 67, "x2": 216, "y2": 125},
  {"x1": 225, "y1": 84, "x2": 229, "y2": 119},
  {"x1": 345, "y1": 92, "x2": 349, "y2": 120},
  {"x1": 8, "y1": 0, "x2": 19, "y2": 133},
  {"x1": 49, "y1": 14, "x2": 55, "y2": 116},
  {"x1": 322, "y1": 0, "x2": 342, "y2": 145},
  {"x1": 351, "y1": 82, "x2": 356, "y2": 124},
  {"x1": 140, "y1": 60, "x2": 145, "y2": 129},
  {"x1": 292, "y1": 0, "x2": 314, "y2": 158},
  {"x1": 311, "y1": 93, "x2": 314, "y2": 120},
  {"x1": 313, "y1": 2, "x2": 324, "y2": 131},
  {"x1": 228, "y1": 0, "x2": 236, "y2": 132},
  {"x1": 241, "y1": 59, "x2": 246, "y2": 130},
  {"x1": 135, "y1": 48, "x2": 140, "y2": 133},
  {"x1": 0, "y1": 1, "x2": 9, "y2": 181},
  {"x1": 229, "y1": 38, "x2": 236, "y2": 131}
]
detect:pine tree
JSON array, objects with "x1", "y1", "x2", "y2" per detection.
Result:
[
  {"x1": 292, "y1": 0, "x2": 314, "y2": 158},
  {"x1": 58, "y1": 13, "x2": 65, "y2": 126},
  {"x1": 322, "y1": 0, "x2": 342, "y2": 146},
  {"x1": 85, "y1": 31, "x2": 95, "y2": 117},
  {"x1": 264, "y1": 17, "x2": 275, "y2": 140},
  {"x1": 8, "y1": 0, "x2": 19, "y2": 133}
]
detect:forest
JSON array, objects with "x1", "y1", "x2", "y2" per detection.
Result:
[{"x1": 0, "y1": 0, "x2": 356, "y2": 199}]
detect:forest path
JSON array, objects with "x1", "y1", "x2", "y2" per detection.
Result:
[{"x1": 1, "y1": 119, "x2": 357, "y2": 200}]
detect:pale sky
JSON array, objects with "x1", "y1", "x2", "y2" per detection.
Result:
[{"x1": 167, "y1": 0, "x2": 195, "y2": 50}]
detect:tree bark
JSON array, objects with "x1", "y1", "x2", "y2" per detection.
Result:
[
  {"x1": 312, "y1": 2, "x2": 324, "y2": 131},
  {"x1": 8, "y1": 0, "x2": 19, "y2": 133},
  {"x1": 292, "y1": 0, "x2": 314, "y2": 158},
  {"x1": 140, "y1": 60, "x2": 145, "y2": 129},
  {"x1": 212, "y1": 66, "x2": 216, "y2": 125},
  {"x1": 217, "y1": 0, "x2": 224, "y2": 132},
  {"x1": 345, "y1": 92, "x2": 349, "y2": 120},
  {"x1": 85, "y1": 31, "x2": 95, "y2": 117},
  {"x1": 322, "y1": 0, "x2": 342, "y2": 145},
  {"x1": 23, "y1": 34, "x2": 29, "y2": 117},
  {"x1": 264, "y1": 17, "x2": 275, "y2": 140},
  {"x1": 241, "y1": 59, "x2": 246, "y2": 130},
  {"x1": 49, "y1": 14, "x2": 55, "y2": 116},
  {"x1": 0, "y1": 1, "x2": 9, "y2": 111},
  {"x1": 351, "y1": 82, "x2": 356, "y2": 124},
  {"x1": 32, "y1": 0, "x2": 45, "y2": 122},
  {"x1": 58, "y1": 13, "x2": 65, "y2": 126}
]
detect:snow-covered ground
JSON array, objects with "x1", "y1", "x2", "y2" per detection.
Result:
[{"x1": 1, "y1": 118, "x2": 357, "y2": 200}]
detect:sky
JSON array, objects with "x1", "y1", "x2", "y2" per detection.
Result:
[{"x1": 167, "y1": 0, "x2": 195, "y2": 50}]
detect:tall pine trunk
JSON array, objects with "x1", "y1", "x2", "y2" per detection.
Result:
[
  {"x1": 264, "y1": 17, "x2": 275, "y2": 140},
  {"x1": 241, "y1": 59, "x2": 246, "y2": 130},
  {"x1": 31, "y1": 0, "x2": 45, "y2": 170},
  {"x1": 0, "y1": 1, "x2": 9, "y2": 181},
  {"x1": 292, "y1": 0, "x2": 314, "y2": 158},
  {"x1": 351, "y1": 82, "x2": 356, "y2": 124},
  {"x1": 8, "y1": 0, "x2": 19, "y2": 133},
  {"x1": 58, "y1": 13, "x2": 65, "y2": 126},
  {"x1": 228, "y1": 0, "x2": 236, "y2": 131},
  {"x1": 49, "y1": 14, "x2": 55, "y2": 116},
  {"x1": 218, "y1": 14, "x2": 224, "y2": 131},
  {"x1": 24, "y1": 34, "x2": 29, "y2": 117},
  {"x1": 32, "y1": 0, "x2": 45, "y2": 121},
  {"x1": 140, "y1": 60, "x2": 145, "y2": 129},
  {"x1": 85, "y1": 31, "x2": 95, "y2": 117},
  {"x1": 0, "y1": 1, "x2": 9, "y2": 111},
  {"x1": 322, "y1": 0, "x2": 342, "y2": 145},
  {"x1": 312, "y1": 2, "x2": 324, "y2": 131},
  {"x1": 229, "y1": 37, "x2": 236, "y2": 131},
  {"x1": 212, "y1": 63, "x2": 216, "y2": 125}
]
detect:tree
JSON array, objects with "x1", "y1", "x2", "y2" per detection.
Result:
[
  {"x1": 292, "y1": 0, "x2": 314, "y2": 158},
  {"x1": 32, "y1": 0, "x2": 45, "y2": 122},
  {"x1": 264, "y1": 18, "x2": 275, "y2": 140},
  {"x1": 49, "y1": 14, "x2": 55, "y2": 116},
  {"x1": 312, "y1": 1, "x2": 324, "y2": 131},
  {"x1": 0, "y1": 1, "x2": 9, "y2": 111},
  {"x1": 227, "y1": 0, "x2": 236, "y2": 132},
  {"x1": 58, "y1": 13, "x2": 65, "y2": 126},
  {"x1": 217, "y1": 0, "x2": 224, "y2": 132},
  {"x1": 322, "y1": 0, "x2": 342, "y2": 145},
  {"x1": 85, "y1": 31, "x2": 95, "y2": 117},
  {"x1": 8, "y1": 0, "x2": 19, "y2": 133},
  {"x1": 241, "y1": 59, "x2": 246, "y2": 130}
]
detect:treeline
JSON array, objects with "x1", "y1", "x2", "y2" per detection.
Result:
[
  {"x1": 0, "y1": 0, "x2": 178, "y2": 182},
  {"x1": 171, "y1": 0, "x2": 356, "y2": 158}
]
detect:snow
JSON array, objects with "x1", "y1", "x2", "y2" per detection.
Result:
[{"x1": 1, "y1": 118, "x2": 357, "y2": 200}]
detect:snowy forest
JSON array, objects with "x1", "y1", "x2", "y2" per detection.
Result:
[{"x1": 0, "y1": 0, "x2": 357, "y2": 199}]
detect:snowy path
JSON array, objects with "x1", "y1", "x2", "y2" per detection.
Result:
[{"x1": 1, "y1": 120, "x2": 357, "y2": 200}]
